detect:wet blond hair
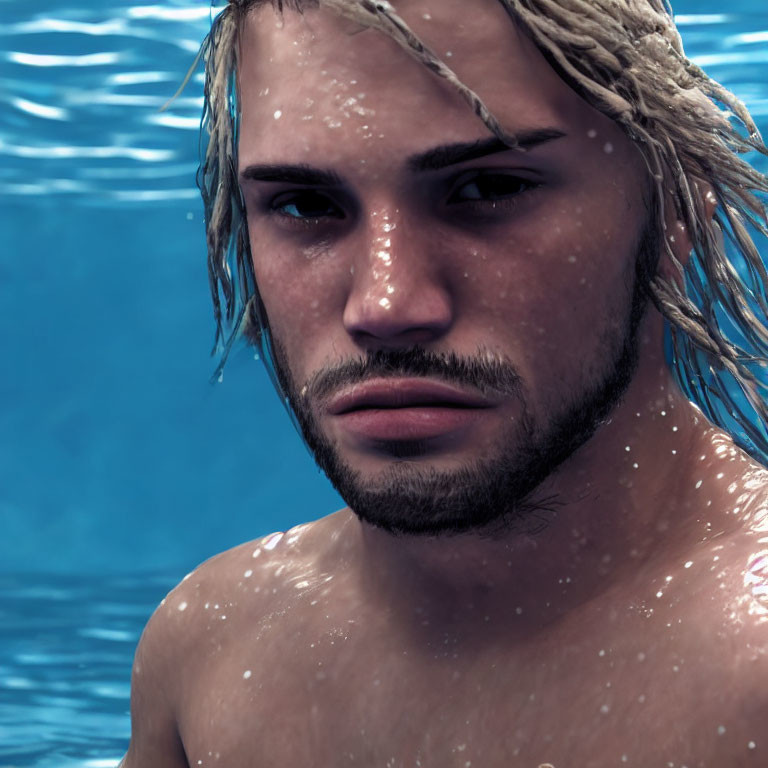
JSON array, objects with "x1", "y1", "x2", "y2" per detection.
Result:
[{"x1": 198, "y1": 0, "x2": 768, "y2": 456}]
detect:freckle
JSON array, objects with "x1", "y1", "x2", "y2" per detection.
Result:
[
  {"x1": 243, "y1": 669, "x2": 252, "y2": 679},
  {"x1": 178, "y1": 601, "x2": 188, "y2": 611}
]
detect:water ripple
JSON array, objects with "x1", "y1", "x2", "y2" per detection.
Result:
[{"x1": 0, "y1": 572, "x2": 176, "y2": 767}]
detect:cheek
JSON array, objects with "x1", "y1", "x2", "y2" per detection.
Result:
[{"x1": 250, "y1": 242, "x2": 349, "y2": 374}]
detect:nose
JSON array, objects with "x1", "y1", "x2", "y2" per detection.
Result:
[{"x1": 342, "y1": 210, "x2": 454, "y2": 348}]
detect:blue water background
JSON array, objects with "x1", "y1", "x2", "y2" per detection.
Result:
[{"x1": 0, "y1": 1, "x2": 767, "y2": 765}]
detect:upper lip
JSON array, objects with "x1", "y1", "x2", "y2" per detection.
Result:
[{"x1": 326, "y1": 378, "x2": 494, "y2": 415}]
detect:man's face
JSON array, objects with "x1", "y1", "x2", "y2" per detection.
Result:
[{"x1": 237, "y1": 0, "x2": 655, "y2": 537}]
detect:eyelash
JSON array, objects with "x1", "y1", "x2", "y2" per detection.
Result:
[{"x1": 264, "y1": 172, "x2": 538, "y2": 228}]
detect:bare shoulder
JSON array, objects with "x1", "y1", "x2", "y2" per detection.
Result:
[
  {"x1": 153, "y1": 510, "x2": 349, "y2": 648},
  {"x1": 122, "y1": 510, "x2": 350, "y2": 767}
]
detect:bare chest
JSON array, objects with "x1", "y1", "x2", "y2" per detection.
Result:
[{"x1": 177, "y1": 606, "x2": 764, "y2": 768}]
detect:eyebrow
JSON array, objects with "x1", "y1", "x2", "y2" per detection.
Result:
[{"x1": 239, "y1": 127, "x2": 567, "y2": 186}]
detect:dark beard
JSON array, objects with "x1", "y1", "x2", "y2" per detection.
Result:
[{"x1": 267, "y1": 214, "x2": 659, "y2": 539}]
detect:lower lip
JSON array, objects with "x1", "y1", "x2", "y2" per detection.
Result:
[{"x1": 334, "y1": 406, "x2": 486, "y2": 442}]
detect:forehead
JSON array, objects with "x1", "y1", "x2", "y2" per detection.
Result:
[{"x1": 237, "y1": 0, "x2": 617, "y2": 167}]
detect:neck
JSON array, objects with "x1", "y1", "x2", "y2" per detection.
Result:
[{"x1": 337, "y1": 311, "x2": 738, "y2": 641}]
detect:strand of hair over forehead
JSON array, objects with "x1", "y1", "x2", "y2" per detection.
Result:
[{"x1": 200, "y1": 0, "x2": 768, "y2": 460}]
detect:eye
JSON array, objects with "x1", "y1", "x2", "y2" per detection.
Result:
[
  {"x1": 447, "y1": 173, "x2": 535, "y2": 205},
  {"x1": 270, "y1": 190, "x2": 345, "y2": 221}
]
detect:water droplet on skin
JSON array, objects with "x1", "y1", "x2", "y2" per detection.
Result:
[
  {"x1": 625, "y1": 446, "x2": 631, "y2": 452},
  {"x1": 717, "y1": 725, "x2": 726, "y2": 735},
  {"x1": 748, "y1": 741, "x2": 756, "y2": 749},
  {"x1": 379, "y1": 297, "x2": 391, "y2": 309},
  {"x1": 587, "y1": 129, "x2": 597, "y2": 138},
  {"x1": 264, "y1": 532, "x2": 284, "y2": 550},
  {"x1": 273, "y1": 109, "x2": 282, "y2": 120},
  {"x1": 600, "y1": 704, "x2": 611, "y2": 714},
  {"x1": 695, "y1": 480, "x2": 703, "y2": 489},
  {"x1": 243, "y1": 669, "x2": 252, "y2": 679},
  {"x1": 603, "y1": 142, "x2": 614, "y2": 154},
  {"x1": 178, "y1": 601, "x2": 188, "y2": 611},
  {"x1": 244, "y1": 569, "x2": 253, "y2": 578}
]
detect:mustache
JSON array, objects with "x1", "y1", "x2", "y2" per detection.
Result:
[{"x1": 301, "y1": 347, "x2": 523, "y2": 403}]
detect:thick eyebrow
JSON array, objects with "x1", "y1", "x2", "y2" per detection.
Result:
[
  {"x1": 240, "y1": 163, "x2": 343, "y2": 187},
  {"x1": 408, "y1": 128, "x2": 567, "y2": 173},
  {"x1": 239, "y1": 127, "x2": 567, "y2": 186}
]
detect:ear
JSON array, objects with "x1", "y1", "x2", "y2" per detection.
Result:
[{"x1": 657, "y1": 180, "x2": 718, "y2": 287}]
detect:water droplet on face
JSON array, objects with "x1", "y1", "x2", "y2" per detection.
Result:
[
  {"x1": 378, "y1": 297, "x2": 391, "y2": 309},
  {"x1": 603, "y1": 142, "x2": 614, "y2": 154},
  {"x1": 273, "y1": 109, "x2": 282, "y2": 120},
  {"x1": 178, "y1": 601, "x2": 188, "y2": 611},
  {"x1": 243, "y1": 669, "x2": 252, "y2": 679},
  {"x1": 587, "y1": 129, "x2": 597, "y2": 138}
]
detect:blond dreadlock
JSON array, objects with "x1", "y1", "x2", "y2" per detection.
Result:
[{"x1": 198, "y1": 0, "x2": 768, "y2": 457}]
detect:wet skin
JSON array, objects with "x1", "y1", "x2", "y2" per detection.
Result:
[{"x1": 123, "y1": 1, "x2": 768, "y2": 766}]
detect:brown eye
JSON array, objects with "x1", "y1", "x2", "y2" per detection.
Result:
[
  {"x1": 271, "y1": 191, "x2": 345, "y2": 220},
  {"x1": 448, "y1": 174, "x2": 533, "y2": 204}
]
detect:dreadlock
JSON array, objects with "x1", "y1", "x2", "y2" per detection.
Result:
[{"x1": 197, "y1": 0, "x2": 768, "y2": 460}]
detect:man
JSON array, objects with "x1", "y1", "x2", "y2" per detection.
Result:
[{"x1": 123, "y1": 0, "x2": 768, "y2": 765}]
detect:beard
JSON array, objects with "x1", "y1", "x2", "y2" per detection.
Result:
[{"x1": 265, "y1": 212, "x2": 660, "y2": 540}]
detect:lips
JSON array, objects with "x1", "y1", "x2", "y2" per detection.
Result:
[{"x1": 326, "y1": 378, "x2": 493, "y2": 415}]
